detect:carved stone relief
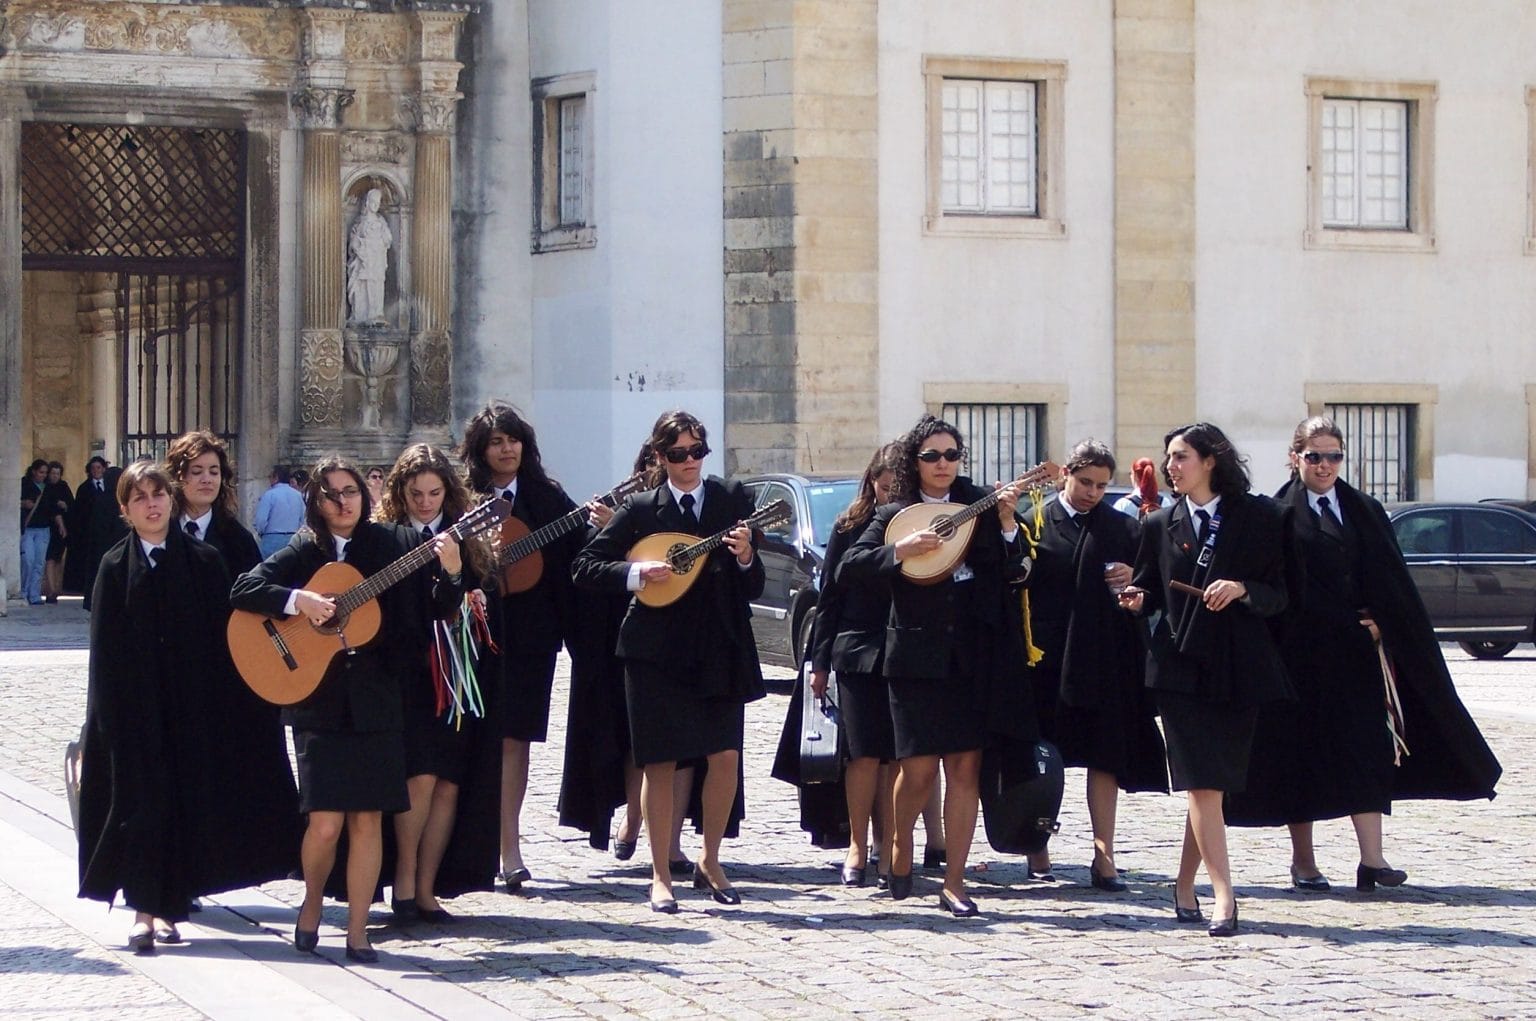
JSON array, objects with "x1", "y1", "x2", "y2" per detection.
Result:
[
  {"x1": 2, "y1": 0, "x2": 301, "y2": 60},
  {"x1": 345, "y1": 15, "x2": 408, "y2": 63},
  {"x1": 299, "y1": 328, "x2": 345, "y2": 427},
  {"x1": 342, "y1": 133, "x2": 407, "y2": 166},
  {"x1": 401, "y1": 92, "x2": 461, "y2": 135},
  {"x1": 292, "y1": 87, "x2": 354, "y2": 130}
]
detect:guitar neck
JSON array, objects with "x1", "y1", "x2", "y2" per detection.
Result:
[
  {"x1": 672, "y1": 526, "x2": 734, "y2": 569},
  {"x1": 499, "y1": 506, "x2": 587, "y2": 565},
  {"x1": 337, "y1": 520, "x2": 472, "y2": 614}
]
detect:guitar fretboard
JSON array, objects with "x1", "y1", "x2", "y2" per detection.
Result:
[{"x1": 335, "y1": 515, "x2": 482, "y2": 615}]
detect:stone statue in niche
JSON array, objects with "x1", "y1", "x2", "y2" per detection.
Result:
[{"x1": 346, "y1": 187, "x2": 393, "y2": 325}]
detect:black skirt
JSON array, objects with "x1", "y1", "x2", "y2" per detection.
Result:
[
  {"x1": 498, "y1": 648, "x2": 558, "y2": 742},
  {"x1": 888, "y1": 672, "x2": 985, "y2": 759},
  {"x1": 838, "y1": 671, "x2": 895, "y2": 761},
  {"x1": 624, "y1": 660, "x2": 745, "y2": 767},
  {"x1": 402, "y1": 711, "x2": 476, "y2": 785},
  {"x1": 294, "y1": 727, "x2": 409, "y2": 813},
  {"x1": 1156, "y1": 689, "x2": 1259, "y2": 793},
  {"x1": 1034, "y1": 665, "x2": 1169, "y2": 793}
]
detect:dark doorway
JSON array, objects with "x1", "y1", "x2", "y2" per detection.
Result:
[{"x1": 20, "y1": 122, "x2": 245, "y2": 464}]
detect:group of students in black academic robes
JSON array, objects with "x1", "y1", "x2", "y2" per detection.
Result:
[{"x1": 77, "y1": 409, "x2": 1502, "y2": 957}]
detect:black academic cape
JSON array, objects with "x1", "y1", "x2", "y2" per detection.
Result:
[
  {"x1": 77, "y1": 528, "x2": 300, "y2": 919},
  {"x1": 557, "y1": 568, "x2": 633, "y2": 850},
  {"x1": 197, "y1": 512, "x2": 262, "y2": 578},
  {"x1": 67, "y1": 468, "x2": 126, "y2": 600}
]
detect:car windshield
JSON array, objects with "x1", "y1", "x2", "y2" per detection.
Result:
[{"x1": 805, "y1": 481, "x2": 860, "y2": 548}]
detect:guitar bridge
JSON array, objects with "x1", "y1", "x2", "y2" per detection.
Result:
[{"x1": 262, "y1": 619, "x2": 299, "y2": 671}]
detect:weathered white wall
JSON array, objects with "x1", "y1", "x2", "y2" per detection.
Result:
[
  {"x1": 876, "y1": 0, "x2": 1116, "y2": 457},
  {"x1": 508, "y1": 0, "x2": 725, "y2": 498},
  {"x1": 1194, "y1": 1, "x2": 1536, "y2": 499}
]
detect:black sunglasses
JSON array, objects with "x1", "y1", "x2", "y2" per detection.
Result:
[
  {"x1": 662, "y1": 443, "x2": 710, "y2": 464},
  {"x1": 917, "y1": 448, "x2": 965, "y2": 464},
  {"x1": 1301, "y1": 451, "x2": 1346, "y2": 465}
]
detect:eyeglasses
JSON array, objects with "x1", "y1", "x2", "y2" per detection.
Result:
[
  {"x1": 323, "y1": 486, "x2": 363, "y2": 502},
  {"x1": 1301, "y1": 451, "x2": 1346, "y2": 465},
  {"x1": 916, "y1": 448, "x2": 965, "y2": 464},
  {"x1": 366, "y1": 473, "x2": 384, "y2": 481},
  {"x1": 662, "y1": 443, "x2": 710, "y2": 464}
]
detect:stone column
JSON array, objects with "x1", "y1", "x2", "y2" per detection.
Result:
[
  {"x1": 1113, "y1": 0, "x2": 1197, "y2": 470},
  {"x1": 1, "y1": 111, "x2": 23, "y2": 598},
  {"x1": 407, "y1": 10, "x2": 467, "y2": 432}
]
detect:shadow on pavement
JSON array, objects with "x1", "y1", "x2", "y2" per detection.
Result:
[{"x1": 0, "y1": 944, "x2": 132, "y2": 974}]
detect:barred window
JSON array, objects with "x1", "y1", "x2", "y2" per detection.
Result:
[
  {"x1": 940, "y1": 402, "x2": 1045, "y2": 486},
  {"x1": 1326, "y1": 402, "x2": 1416, "y2": 501}
]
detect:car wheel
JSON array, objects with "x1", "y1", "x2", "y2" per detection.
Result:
[
  {"x1": 792, "y1": 605, "x2": 815, "y2": 666},
  {"x1": 1458, "y1": 640, "x2": 1518, "y2": 660}
]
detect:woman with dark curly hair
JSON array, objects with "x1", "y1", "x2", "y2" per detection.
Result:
[
  {"x1": 374, "y1": 443, "x2": 501, "y2": 921},
  {"x1": 838, "y1": 415, "x2": 1029, "y2": 916},
  {"x1": 460, "y1": 402, "x2": 596, "y2": 891},
  {"x1": 1118, "y1": 422, "x2": 1291, "y2": 936},
  {"x1": 230, "y1": 456, "x2": 463, "y2": 962},
  {"x1": 164, "y1": 430, "x2": 260, "y2": 577}
]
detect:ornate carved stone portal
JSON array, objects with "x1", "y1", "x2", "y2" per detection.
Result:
[{"x1": 0, "y1": 0, "x2": 474, "y2": 473}]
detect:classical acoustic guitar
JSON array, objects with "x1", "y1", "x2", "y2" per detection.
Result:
[
  {"x1": 491, "y1": 472, "x2": 646, "y2": 596},
  {"x1": 884, "y1": 461, "x2": 1061, "y2": 584},
  {"x1": 628, "y1": 499, "x2": 792, "y2": 608},
  {"x1": 228, "y1": 498, "x2": 511, "y2": 706}
]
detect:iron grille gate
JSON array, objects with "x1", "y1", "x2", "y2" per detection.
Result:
[{"x1": 19, "y1": 123, "x2": 245, "y2": 464}]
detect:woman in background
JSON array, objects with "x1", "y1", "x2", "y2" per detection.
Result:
[{"x1": 165, "y1": 430, "x2": 260, "y2": 577}]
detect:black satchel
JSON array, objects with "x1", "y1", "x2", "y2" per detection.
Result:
[
  {"x1": 798, "y1": 670, "x2": 843, "y2": 784},
  {"x1": 980, "y1": 738, "x2": 1064, "y2": 855}
]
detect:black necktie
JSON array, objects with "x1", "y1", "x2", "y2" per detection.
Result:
[
  {"x1": 502, "y1": 489, "x2": 515, "y2": 504},
  {"x1": 149, "y1": 547, "x2": 164, "y2": 568},
  {"x1": 338, "y1": 541, "x2": 349, "y2": 563},
  {"x1": 95, "y1": 479, "x2": 103, "y2": 492},
  {"x1": 185, "y1": 521, "x2": 200, "y2": 538},
  {"x1": 1068, "y1": 511, "x2": 1084, "y2": 532},
  {"x1": 679, "y1": 492, "x2": 699, "y2": 532},
  {"x1": 1195, "y1": 508, "x2": 1211, "y2": 540},
  {"x1": 1317, "y1": 496, "x2": 1344, "y2": 540},
  {"x1": 422, "y1": 525, "x2": 433, "y2": 540}
]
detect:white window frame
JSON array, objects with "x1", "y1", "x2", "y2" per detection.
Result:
[
  {"x1": 1305, "y1": 78, "x2": 1436, "y2": 253},
  {"x1": 532, "y1": 71, "x2": 596, "y2": 253},
  {"x1": 924, "y1": 56, "x2": 1065, "y2": 240}
]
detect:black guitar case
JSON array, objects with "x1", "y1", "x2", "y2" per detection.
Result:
[{"x1": 980, "y1": 738, "x2": 1064, "y2": 855}]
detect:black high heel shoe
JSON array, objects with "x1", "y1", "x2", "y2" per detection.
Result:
[
  {"x1": 693, "y1": 869, "x2": 742, "y2": 905},
  {"x1": 1207, "y1": 902, "x2": 1239, "y2": 937},
  {"x1": 922, "y1": 847, "x2": 947, "y2": 870},
  {"x1": 1089, "y1": 862, "x2": 1127, "y2": 892},
  {"x1": 887, "y1": 871, "x2": 914, "y2": 901},
  {"x1": 128, "y1": 923, "x2": 156, "y2": 955},
  {"x1": 938, "y1": 889, "x2": 978, "y2": 917},
  {"x1": 1173, "y1": 894, "x2": 1203, "y2": 924},
  {"x1": 344, "y1": 944, "x2": 379, "y2": 964},
  {"x1": 840, "y1": 863, "x2": 867, "y2": 887},
  {"x1": 1290, "y1": 866, "x2": 1332, "y2": 892},
  {"x1": 294, "y1": 923, "x2": 319, "y2": 954},
  {"x1": 613, "y1": 839, "x2": 637, "y2": 862},
  {"x1": 1356, "y1": 863, "x2": 1408, "y2": 891}
]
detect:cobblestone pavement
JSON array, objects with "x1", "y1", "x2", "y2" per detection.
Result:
[{"x1": 2, "y1": 600, "x2": 1534, "y2": 1019}]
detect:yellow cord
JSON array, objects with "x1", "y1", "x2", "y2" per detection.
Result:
[{"x1": 1019, "y1": 488, "x2": 1046, "y2": 666}]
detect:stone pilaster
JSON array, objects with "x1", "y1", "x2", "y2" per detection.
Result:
[
  {"x1": 1, "y1": 110, "x2": 23, "y2": 597},
  {"x1": 407, "y1": 10, "x2": 466, "y2": 431},
  {"x1": 722, "y1": 0, "x2": 879, "y2": 476},
  {"x1": 1113, "y1": 0, "x2": 1197, "y2": 470}
]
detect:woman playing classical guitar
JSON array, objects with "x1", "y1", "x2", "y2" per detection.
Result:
[
  {"x1": 230, "y1": 456, "x2": 463, "y2": 962},
  {"x1": 571, "y1": 410, "x2": 766, "y2": 913},
  {"x1": 838, "y1": 415, "x2": 1029, "y2": 916}
]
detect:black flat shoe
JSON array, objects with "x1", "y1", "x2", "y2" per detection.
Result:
[
  {"x1": 153, "y1": 922, "x2": 183, "y2": 944},
  {"x1": 613, "y1": 839, "x2": 637, "y2": 861},
  {"x1": 1089, "y1": 864, "x2": 1127, "y2": 892},
  {"x1": 888, "y1": 872, "x2": 914, "y2": 901},
  {"x1": 1356, "y1": 863, "x2": 1408, "y2": 891},
  {"x1": 390, "y1": 896, "x2": 420, "y2": 923},
  {"x1": 693, "y1": 869, "x2": 742, "y2": 905},
  {"x1": 668, "y1": 856, "x2": 694, "y2": 877},
  {"x1": 1208, "y1": 903, "x2": 1239, "y2": 937},
  {"x1": 498, "y1": 867, "x2": 532, "y2": 892},
  {"x1": 128, "y1": 924, "x2": 155, "y2": 954},
  {"x1": 922, "y1": 847, "x2": 947, "y2": 870},
  {"x1": 649, "y1": 897, "x2": 679, "y2": 914},
  {"x1": 294, "y1": 925, "x2": 320, "y2": 953},
  {"x1": 876, "y1": 873, "x2": 890, "y2": 891},
  {"x1": 344, "y1": 944, "x2": 379, "y2": 964},
  {"x1": 1290, "y1": 866, "x2": 1331, "y2": 892},
  {"x1": 1173, "y1": 894, "x2": 1203, "y2": 924},
  {"x1": 938, "y1": 890, "x2": 978, "y2": 917},
  {"x1": 1027, "y1": 868, "x2": 1057, "y2": 883},
  {"x1": 417, "y1": 906, "x2": 455, "y2": 924},
  {"x1": 840, "y1": 863, "x2": 867, "y2": 887}
]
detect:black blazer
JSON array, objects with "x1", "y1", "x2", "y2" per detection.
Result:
[
  {"x1": 572, "y1": 477, "x2": 766, "y2": 702},
  {"x1": 229, "y1": 522, "x2": 462, "y2": 732},
  {"x1": 481, "y1": 477, "x2": 582, "y2": 656},
  {"x1": 1131, "y1": 492, "x2": 1291, "y2": 706},
  {"x1": 840, "y1": 477, "x2": 1025, "y2": 681},
  {"x1": 199, "y1": 512, "x2": 262, "y2": 578},
  {"x1": 809, "y1": 521, "x2": 890, "y2": 676}
]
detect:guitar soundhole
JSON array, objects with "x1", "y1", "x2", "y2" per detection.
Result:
[
  {"x1": 665, "y1": 542, "x2": 689, "y2": 573},
  {"x1": 312, "y1": 599, "x2": 349, "y2": 636},
  {"x1": 932, "y1": 515, "x2": 956, "y2": 540}
]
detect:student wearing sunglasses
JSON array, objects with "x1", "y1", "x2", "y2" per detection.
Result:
[
  {"x1": 572, "y1": 410, "x2": 766, "y2": 913},
  {"x1": 1226, "y1": 417, "x2": 1500, "y2": 893},
  {"x1": 838, "y1": 415, "x2": 1031, "y2": 916}
]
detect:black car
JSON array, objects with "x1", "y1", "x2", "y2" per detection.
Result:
[
  {"x1": 738, "y1": 473, "x2": 861, "y2": 668},
  {"x1": 1387, "y1": 501, "x2": 1536, "y2": 658}
]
